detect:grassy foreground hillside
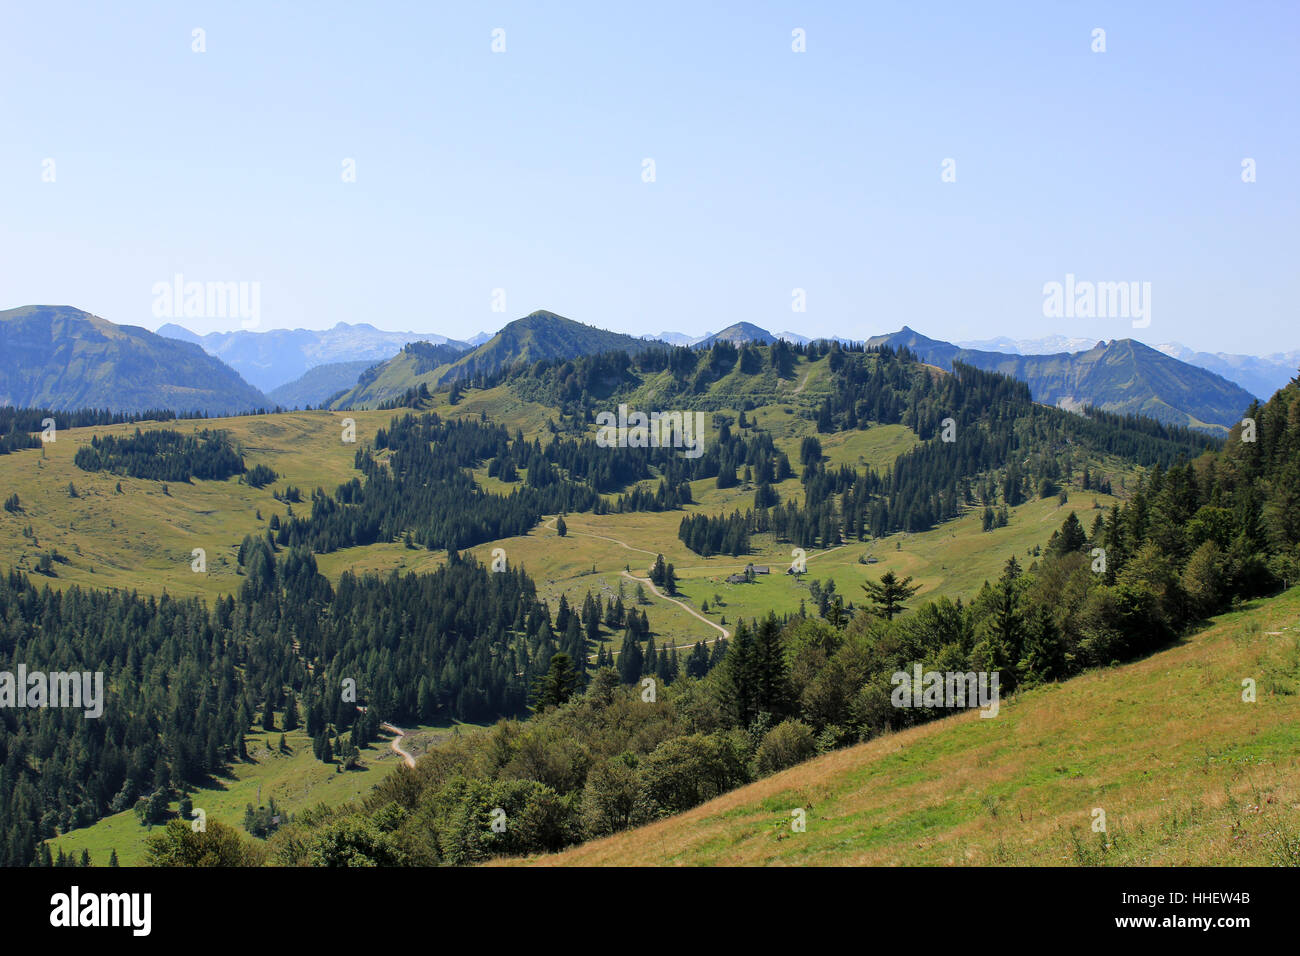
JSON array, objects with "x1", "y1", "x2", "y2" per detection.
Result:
[{"x1": 519, "y1": 587, "x2": 1300, "y2": 866}]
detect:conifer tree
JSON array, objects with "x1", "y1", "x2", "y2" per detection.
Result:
[
  {"x1": 531, "y1": 652, "x2": 578, "y2": 712},
  {"x1": 616, "y1": 632, "x2": 643, "y2": 684},
  {"x1": 650, "y1": 554, "x2": 667, "y2": 587},
  {"x1": 283, "y1": 689, "x2": 299, "y2": 731},
  {"x1": 861, "y1": 571, "x2": 920, "y2": 620},
  {"x1": 1048, "y1": 512, "x2": 1087, "y2": 556}
]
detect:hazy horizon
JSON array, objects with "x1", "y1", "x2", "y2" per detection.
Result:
[
  {"x1": 3, "y1": 1, "x2": 1296, "y2": 354},
  {"x1": 51, "y1": 308, "x2": 1300, "y2": 360}
]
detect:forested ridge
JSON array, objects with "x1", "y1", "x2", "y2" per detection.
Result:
[
  {"x1": 431, "y1": 339, "x2": 1220, "y2": 552},
  {"x1": 274, "y1": 411, "x2": 790, "y2": 553},
  {"x1": 678, "y1": 348, "x2": 1221, "y2": 554}
]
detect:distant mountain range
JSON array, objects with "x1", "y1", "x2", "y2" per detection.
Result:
[
  {"x1": 959, "y1": 334, "x2": 1298, "y2": 400},
  {"x1": 958, "y1": 335, "x2": 1102, "y2": 355},
  {"x1": 1151, "y1": 343, "x2": 1299, "y2": 403},
  {"x1": 156, "y1": 322, "x2": 470, "y2": 393},
  {"x1": 869, "y1": 327, "x2": 1255, "y2": 431},
  {"x1": 2, "y1": 305, "x2": 1288, "y2": 429},
  {"x1": 0, "y1": 305, "x2": 266, "y2": 415},
  {"x1": 647, "y1": 331, "x2": 709, "y2": 347}
]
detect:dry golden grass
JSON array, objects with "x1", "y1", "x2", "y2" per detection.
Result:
[{"x1": 0, "y1": 410, "x2": 396, "y2": 599}]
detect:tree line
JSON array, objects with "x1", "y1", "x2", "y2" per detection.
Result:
[{"x1": 73, "y1": 428, "x2": 248, "y2": 482}]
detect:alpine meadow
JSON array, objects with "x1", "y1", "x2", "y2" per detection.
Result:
[{"x1": 2, "y1": 1, "x2": 1297, "y2": 942}]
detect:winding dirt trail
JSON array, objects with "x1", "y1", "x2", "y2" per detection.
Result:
[
  {"x1": 543, "y1": 517, "x2": 658, "y2": 558},
  {"x1": 380, "y1": 722, "x2": 415, "y2": 768},
  {"x1": 543, "y1": 517, "x2": 729, "y2": 651},
  {"x1": 539, "y1": 514, "x2": 855, "y2": 658},
  {"x1": 621, "y1": 570, "x2": 730, "y2": 642}
]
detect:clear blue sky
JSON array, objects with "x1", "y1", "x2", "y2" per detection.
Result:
[{"x1": 2, "y1": 1, "x2": 1296, "y2": 354}]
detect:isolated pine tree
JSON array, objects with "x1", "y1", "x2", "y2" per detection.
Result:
[
  {"x1": 1046, "y1": 512, "x2": 1087, "y2": 556},
  {"x1": 650, "y1": 554, "x2": 667, "y2": 587},
  {"x1": 861, "y1": 571, "x2": 920, "y2": 620}
]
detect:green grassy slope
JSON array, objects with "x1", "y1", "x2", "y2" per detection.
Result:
[
  {"x1": 0, "y1": 409, "x2": 397, "y2": 600},
  {"x1": 463, "y1": 481, "x2": 1120, "y2": 657},
  {"x1": 521, "y1": 587, "x2": 1300, "y2": 866},
  {"x1": 47, "y1": 722, "x2": 472, "y2": 866}
]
